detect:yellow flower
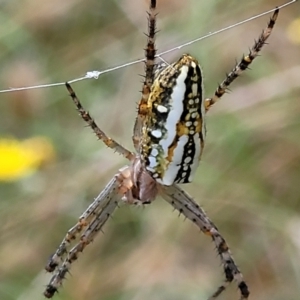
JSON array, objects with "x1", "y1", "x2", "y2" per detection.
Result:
[
  {"x1": 0, "y1": 137, "x2": 55, "y2": 182},
  {"x1": 287, "y1": 18, "x2": 300, "y2": 45}
]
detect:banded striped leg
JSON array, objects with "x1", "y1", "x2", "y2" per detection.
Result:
[
  {"x1": 65, "y1": 83, "x2": 134, "y2": 160},
  {"x1": 45, "y1": 177, "x2": 120, "y2": 272},
  {"x1": 44, "y1": 177, "x2": 121, "y2": 298},
  {"x1": 205, "y1": 9, "x2": 279, "y2": 112},
  {"x1": 132, "y1": 0, "x2": 157, "y2": 150},
  {"x1": 160, "y1": 184, "x2": 249, "y2": 300}
]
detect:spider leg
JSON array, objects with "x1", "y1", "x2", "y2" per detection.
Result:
[
  {"x1": 65, "y1": 83, "x2": 134, "y2": 160},
  {"x1": 205, "y1": 8, "x2": 279, "y2": 112},
  {"x1": 159, "y1": 184, "x2": 249, "y2": 300},
  {"x1": 133, "y1": 0, "x2": 157, "y2": 150},
  {"x1": 44, "y1": 176, "x2": 122, "y2": 298},
  {"x1": 45, "y1": 176, "x2": 120, "y2": 272}
]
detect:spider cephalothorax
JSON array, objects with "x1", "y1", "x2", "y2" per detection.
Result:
[{"x1": 44, "y1": 1, "x2": 280, "y2": 299}]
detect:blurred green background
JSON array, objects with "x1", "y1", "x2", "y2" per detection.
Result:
[{"x1": 1, "y1": 0, "x2": 300, "y2": 300}]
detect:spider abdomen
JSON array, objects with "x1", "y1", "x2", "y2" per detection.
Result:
[{"x1": 141, "y1": 54, "x2": 205, "y2": 186}]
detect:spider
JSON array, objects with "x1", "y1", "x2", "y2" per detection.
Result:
[{"x1": 44, "y1": 1, "x2": 279, "y2": 299}]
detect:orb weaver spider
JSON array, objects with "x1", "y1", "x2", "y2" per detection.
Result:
[{"x1": 44, "y1": 1, "x2": 280, "y2": 299}]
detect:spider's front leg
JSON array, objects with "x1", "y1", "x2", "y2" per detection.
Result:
[
  {"x1": 160, "y1": 184, "x2": 249, "y2": 300},
  {"x1": 44, "y1": 174, "x2": 125, "y2": 298},
  {"x1": 45, "y1": 177, "x2": 121, "y2": 273},
  {"x1": 44, "y1": 160, "x2": 158, "y2": 298}
]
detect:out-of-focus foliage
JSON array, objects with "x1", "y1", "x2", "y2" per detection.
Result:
[{"x1": 0, "y1": 1, "x2": 300, "y2": 300}]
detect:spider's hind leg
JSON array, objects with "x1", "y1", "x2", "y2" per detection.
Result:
[
  {"x1": 65, "y1": 83, "x2": 134, "y2": 160},
  {"x1": 160, "y1": 184, "x2": 249, "y2": 300},
  {"x1": 132, "y1": 0, "x2": 157, "y2": 150},
  {"x1": 205, "y1": 8, "x2": 279, "y2": 112}
]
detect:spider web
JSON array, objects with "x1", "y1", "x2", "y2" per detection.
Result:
[{"x1": 0, "y1": 0, "x2": 296, "y2": 94}]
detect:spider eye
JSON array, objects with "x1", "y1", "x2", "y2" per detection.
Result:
[{"x1": 141, "y1": 54, "x2": 205, "y2": 185}]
